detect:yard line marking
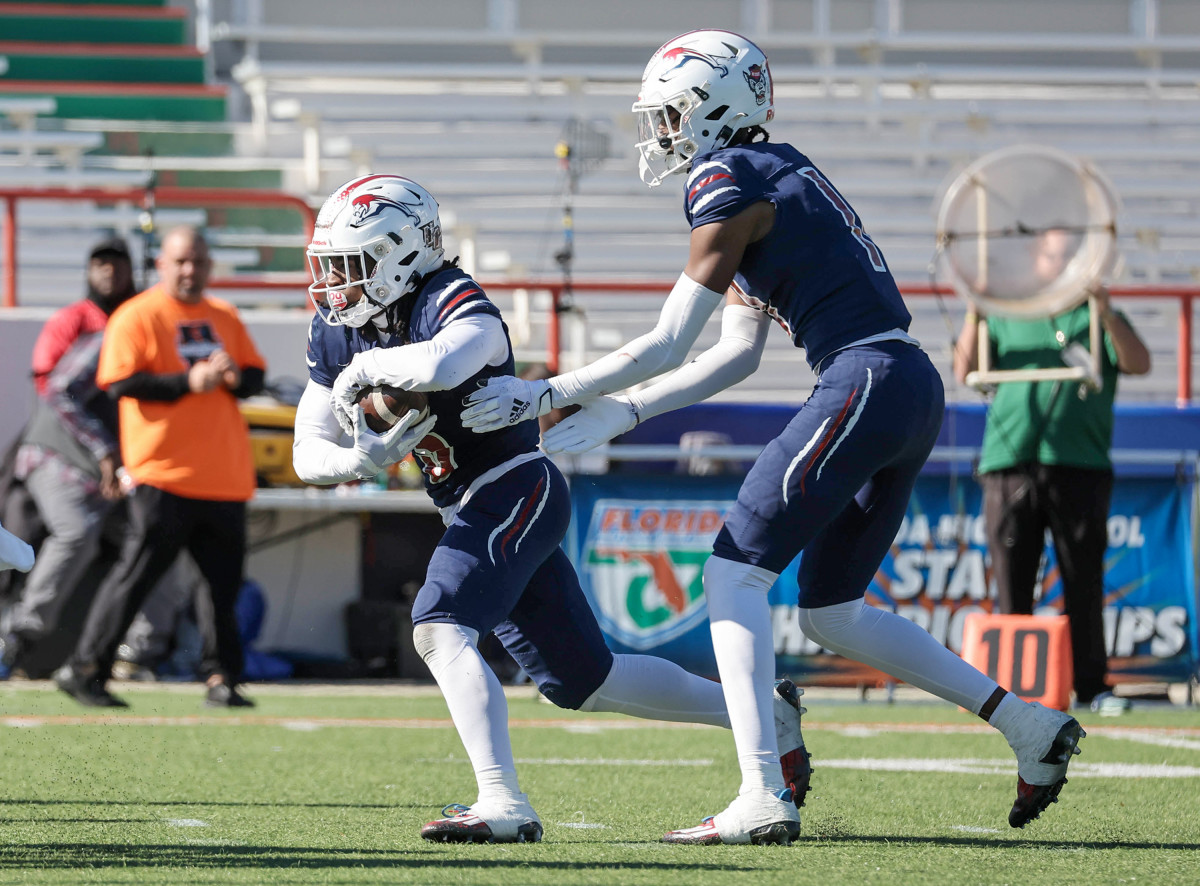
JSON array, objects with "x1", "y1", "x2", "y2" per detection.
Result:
[
  {"x1": 166, "y1": 819, "x2": 208, "y2": 827},
  {"x1": 950, "y1": 825, "x2": 1002, "y2": 833},
  {"x1": 515, "y1": 757, "x2": 714, "y2": 766},
  {"x1": 818, "y1": 757, "x2": 1200, "y2": 778},
  {"x1": 3, "y1": 715, "x2": 1198, "y2": 741},
  {"x1": 410, "y1": 757, "x2": 715, "y2": 767},
  {"x1": 1100, "y1": 729, "x2": 1200, "y2": 751}
]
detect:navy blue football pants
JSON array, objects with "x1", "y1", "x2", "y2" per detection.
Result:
[
  {"x1": 714, "y1": 341, "x2": 945, "y2": 608},
  {"x1": 411, "y1": 457, "x2": 613, "y2": 709}
]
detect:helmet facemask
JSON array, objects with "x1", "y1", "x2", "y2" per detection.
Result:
[
  {"x1": 633, "y1": 30, "x2": 774, "y2": 188},
  {"x1": 307, "y1": 247, "x2": 384, "y2": 328},
  {"x1": 307, "y1": 175, "x2": 445, "y2": 328},
  {"x1": 634, "y1": 88, "x2": 743, "y2": 187}
]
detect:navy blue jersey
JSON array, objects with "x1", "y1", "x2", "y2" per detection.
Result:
[
  {"x1": 685, "y1": 142, "x2": 911, "y2": 371},
  {"x1": 306, "y1": 267, "x2": 539, "y2": 508}
]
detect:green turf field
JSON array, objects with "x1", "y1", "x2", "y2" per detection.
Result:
[{"x1": 1, "y1": 682, "x2": 1197, "y2": 885}]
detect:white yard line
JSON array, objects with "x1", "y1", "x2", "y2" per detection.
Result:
[
  {"x1": 815, "y1": 757, "x2": 1200, "y2": 778},
  {"x1": 5, "y1": 714, "x2": 1200, "y2": 740},
  {"x1": 1098, "y1": 728, "x2": 1200, "y2": 751}
]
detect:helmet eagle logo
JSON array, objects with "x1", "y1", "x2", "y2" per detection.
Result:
[
  {"x1": 659, "y1": 42, "x2": 739, "y2": 78},
  {"x1": 349, "y1": 191, "x2": 422, "y2": 228}
]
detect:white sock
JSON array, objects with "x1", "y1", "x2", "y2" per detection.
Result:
[
  {"x1": 798, "y1": 599, "x2": 999, "y2": 712},
  {"x1": 704, "y1": 556, "x2": 784, "y2": 797},
  {"x1": 579, "y1": 653, "x2": 729, "y2": 727},
  {"x1": 413, "y1": 622, "x2": 520, "y2": 804},
  {"x1": 986, "y1": 691, "x2": 1030, "y2": 737}
]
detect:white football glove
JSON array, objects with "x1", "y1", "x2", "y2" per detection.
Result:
[
  {"x1": 349, "y1": 404, "x2": 437, "y2": 480},
  {"x1": 540, "y1": 395, "x2": 638, "y2": 454},
  {"x1": 0, "y1": 520, "x2": 35, "y2": 573},
  {"x1": 331, "y1": 352, "x2": 387, "y2": 437},
  {"x1": 460, "y1": 376, "x2": 554, "y2": 433}
]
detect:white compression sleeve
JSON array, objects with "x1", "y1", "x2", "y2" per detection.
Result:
[
  {"x1": 413, "y1": 622, "x2": 522, "y2": 803},
  {"x1": 704, "y1": 556, "x2": 786, "y2": 796},
  {"x1": 626, "y1": 304, "x2": 770, "y2": 423},
  {"x1": 578, "y1": 653, "x2": 730, "y2": 727},
  {"x1": 354, "y1": 313, "x2": 509, "y2": 391},
  {"x1": 291, "y1": 379, "x2": 367, "y2": 485},
  {"x1": 798, "y1": 600, "x2": 999, "y2": 712},
  {"x1": 548, "y1": 273, "x2": 725, "y2": 405}
]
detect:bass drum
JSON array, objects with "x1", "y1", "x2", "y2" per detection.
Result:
[{"x1": 935, "y1": 144, "x2": 1119, "y2": 319}]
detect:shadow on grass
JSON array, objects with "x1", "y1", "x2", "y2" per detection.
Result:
[
  {"x1": 0, "y1": 817, "x2": 161, "y2": 825},
  {"x1": 0, "y1": 843, "x2": 753, "y2": 872},
  {"x1": 0, "y1": 798, "x2": 416, "y2": 810},
  {"x1": 808, "y1": 834, "x2": 1200, "y2": 851}
]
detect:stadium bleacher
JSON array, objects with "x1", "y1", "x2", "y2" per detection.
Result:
[{"x1": 0, "y1": 0, "x2": 1196, "y2": 405}]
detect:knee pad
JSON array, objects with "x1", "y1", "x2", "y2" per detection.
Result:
[
  {"x1": 412, "y1": 621, "x2": 479, "y2": 677},
  {"x1": 576, "y1": 656, "x2": 620, "y2": 714},
  {"x1": 538, "y1": 681, "x2": 580, "y2": 710},
  {"x1": 703, "y1": 555, "x2": 778, "y2": 618},
  {"x1": 797, "y1": 599, "x2": 864, "y2": 650}
]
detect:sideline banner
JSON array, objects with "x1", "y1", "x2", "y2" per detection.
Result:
[{"x1": 566, "y1": 472, "x2": 1198, "y2": 685}]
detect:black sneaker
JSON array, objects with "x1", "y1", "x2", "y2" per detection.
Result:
[
  {"x1": 205, "y1": 682, "x2": 255, "y2": 708},
  {"x1": 54, "y1": 664, "x2": 128, "y2": 708}
]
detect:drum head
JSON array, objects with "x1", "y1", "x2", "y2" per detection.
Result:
[{"x1": 936, "y1": 145, "x2": 1119, "y2": 318}]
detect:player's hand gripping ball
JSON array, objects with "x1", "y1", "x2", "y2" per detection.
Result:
[{"x1": 355, "y1": 386, "x2": 430, "y2": 435}]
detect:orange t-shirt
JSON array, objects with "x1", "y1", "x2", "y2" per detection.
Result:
[{"x1": 96, "y1": 285, "x2": 266, "y2": 501}]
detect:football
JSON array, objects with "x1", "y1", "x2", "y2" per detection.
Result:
[{"x1": 355, "y1": 385, "x2": 430, "y2": 434}]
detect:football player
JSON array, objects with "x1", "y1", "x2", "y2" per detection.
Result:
[
  {"x1": 292, "y1": 174, "x2": 811, "y2": 845},
  {"x1": 461, "y1": 30, "x2": 1086, "y2": 841}
]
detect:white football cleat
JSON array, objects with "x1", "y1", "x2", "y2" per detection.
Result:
[
  {"x1": 663, "y1": 789, "x2": 801, "y2": 846},
  {"x1": 774, "y1": 679, "x2": 813, "y2": 808},
  {"x1": 1004, "y1": 701, "x2": 1086, "y2": 828},
  {"x1": 420, "y1": 795, "x2": 543, "y2": 844}
]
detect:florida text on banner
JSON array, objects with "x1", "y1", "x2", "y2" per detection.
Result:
[{"x1": 566, "y1": 473, "x2": 1198, "y2": 684}]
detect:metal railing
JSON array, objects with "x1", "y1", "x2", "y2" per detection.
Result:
[
  {"x1": 0, "y1": 185, "x2": 315, "y2": 309},
  {"x1": 479, "y1": 279, "x2": 1197, "y2": 406},
  {"x1": 0, "y1": 187, "x2": 1191, "y2": 402}
]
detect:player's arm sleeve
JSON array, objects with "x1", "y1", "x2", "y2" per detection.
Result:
[
  {"x1": 624, "y1": 303, "x2": 770, "y2": 423},
  {"x1": 547, "y1": 272, "x2": 725, "y2": 406},
  {"x1": 291, "y1": 379, "x2": 367, "y2": 485},
  {"x1": 348, "y1": 313, "x2": 509, "y2": 392}
]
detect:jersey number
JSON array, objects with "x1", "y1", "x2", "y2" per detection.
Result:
[
  {"x1": 413, "y1": 432, "x2": 458, "y2": 484},
  {"x1": 798, "y1": 167, "x2": 888, "y2": 272}
]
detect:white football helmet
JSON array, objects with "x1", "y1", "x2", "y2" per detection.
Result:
[
  {"x1": 307, "y1": 174, "x2": 445, "y2": 327},
  {"x1": 633, "y1": 30, "x2": 774, "y2": 187}
]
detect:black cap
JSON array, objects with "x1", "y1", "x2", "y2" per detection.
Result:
[{"x1": 88, "y1": 237, "x2": 132, "y2": 262}]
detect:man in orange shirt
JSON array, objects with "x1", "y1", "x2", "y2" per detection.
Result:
[{"x1": 55, "y1": 226, "x2": 266, "y2": 708}]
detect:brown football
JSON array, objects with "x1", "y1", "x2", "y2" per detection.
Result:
[{"x1": 355, "y1": 385, "x2": 430, "y2": 434}]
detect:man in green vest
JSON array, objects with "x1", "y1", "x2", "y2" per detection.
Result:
[{"x1": 954, "y1": 228, "x2": 1151, "y2": 715}]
